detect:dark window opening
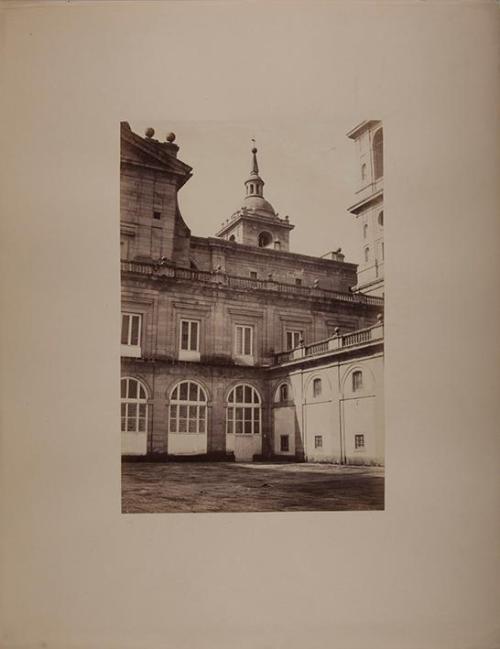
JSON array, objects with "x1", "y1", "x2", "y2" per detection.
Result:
[
  {"x1": 373, "y1": 129, "x2": 384, "y2": 179},
  {"x1": 279, "y1": 383, "x2": 289, "y2": 402},
  {"x1": 280, "y1": 435, "x2": 290, "y2": 452},
  {"x1": 153, "y1": 211, "x2": 161, "y2": 220},
  {"x1": 355, "y1": 434, "x2": 365, "y2": 449}
]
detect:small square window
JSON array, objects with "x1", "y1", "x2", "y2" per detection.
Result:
[
  {"x1": 280, "y1": 435, "x2": 289, "y2": 452},
  {"x1": 250, "y1": 271, "x2": 258, "y2": 279},
  {"x1": 295, "y1": 278, "x2": 302, "y2": 286},
  {"x1": 355, "y1": 434, "x2": 365, "y2": 449},
  {"x1": 153, "y1": 211, "x2": 161, "y2": 220},
  {"x1": 314, "y1": 435, "x2": 323, "y2": 449}
]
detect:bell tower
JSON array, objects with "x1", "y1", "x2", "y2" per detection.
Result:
[
  {"x1": 215, "y1": 144, "x2": 294, "y2": 250},
  {"x1": 347, "y1": 120, "x2": 384, "y2": 297}
]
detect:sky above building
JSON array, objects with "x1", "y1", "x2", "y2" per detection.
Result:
[{"x1": 131, "y1": 120, "x2": 363, "y2": 265}]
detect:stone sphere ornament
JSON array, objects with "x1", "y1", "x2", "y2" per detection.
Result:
[
  {"x1": 145, "y1": 127, "x2": 155, "y2": 138},
  {"x1": 166, "y1": 132, "x2": 176, "y2": 143}
]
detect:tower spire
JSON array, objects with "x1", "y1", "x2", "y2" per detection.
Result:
[
  {"x1": 245, "y1": 140, "x2": 264, "y2": 198},
  {"x1": 251, "y1": 139, "x2": 259, "y2": 175}
]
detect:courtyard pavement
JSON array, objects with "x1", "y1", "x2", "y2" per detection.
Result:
[{"x1": 121, "y1": 461, "x2": 385, "y2": 513}]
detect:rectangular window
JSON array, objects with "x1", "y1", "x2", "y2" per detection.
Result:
[
  {"x1": 121, "y1": 313, "x2": 142, "y2": 357},
  {"x1": 355, "y1": 434, "x2": 365, "y2": 449},
  {"x1": 314, "y1": 435, "x2": 323, "y2": 449},
  {"x1": 153, "y1": 210, "x2": 161, "y2": 220},
  {"x1": 295, "y1": 278, "x2": 302, "y2": 286},
  {"x1": 120, "y1": 236, "x2": 130, "y2": 259},
  {"x1": 352, "y1": 371, "x2": 363, "y2": 392},
  {"x1": 235, "y1": 325, "x2": 253, "y2": 356},
  {"x1": 250, "y1": 271, "x2": 258, "y2": 279},
  {"x1": 280, "y1": 435, "x2": 289, "y2": 452},
  {"x1": 286, "y1": 330, "x2": 302, "y2": 350},
  {"x1": 180, "y1": 319, "x2": 200, "y2": 352}
]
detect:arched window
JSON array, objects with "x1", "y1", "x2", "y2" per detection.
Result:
[
  {"x1": 258, "y1": 231, "x2": 273, "y2": 248},
  {"x1": 279, "y1": 383, "x2": 289, "y2": 402},
  {"x1": 313, "y1": 378, "x2": 322, "y2": 398},
  {"x1": 169, "y1": 381, "x2": 207, "y2": 434},
  {"x1": 373, "y1": 129, "x2": 383, "y2": 179},
  {"x1": 364, "y1": 247, "x2": 370, "y2": 263},
  {"x1": 378, "y1": 210, "x2": 384, "y2": 227},
  {"x1": 226, "y1": 384, "x2": 261, "y2": 435},
  {"x1": 363, "y1": 223, "x2": 368, "y2": 239},
  {"x1": 229, "y1": 234, "x2": 236, "y2": 242},
  {"x1": 361, "y1": 163, "x2": 367, "y2": 181},
  {"x1": 352, "y1": 370, "x2": 363, "y2": 392},
  {"x1": 121, "y1": 377, "x2": 148, "y2": 433}
]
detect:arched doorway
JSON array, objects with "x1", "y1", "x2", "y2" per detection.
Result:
[
  {"x1": 121, "y1": 377, "x2": 149, "y2": 455},
  {"x1": 168, "y1": 380, "x2": 208, "y2": 455},
  {"x1": 225, "y1": 384, "x2": 262, "y2": 461}
]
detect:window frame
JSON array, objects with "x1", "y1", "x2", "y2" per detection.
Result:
[
  {"x1": 352, "y1": 370, "x2": 363, "y2": 392},
  {"x1": 168, "y1": 380, "x2": 208, "y2": 435},
  {"x1": 279, "y1": 383, "x2": 289, "y2": 402},
  {"x1": 180, "y1": 318, "x2": 200, "y2": 352},
  {"x1": 354, "y1": 433, "x2": 365, "y2": 450},
  {"x1": 234, "y1": 324, "x2": 254, "y2": 359},
  {"x1": 121, "y1": 377, "x2": 148, "y2": 434},
  {"x1": 373, "y1": 128, "x2": 384, "y2": 180},
  {"x1": 312, "y1": 377, "x2": 322, "y2": 399},
  {"x1": 226, "y1": 384, "x2": 262, "y2": 436},
  {"x1": 314, "y1": 435, "x2": 323, "y2": 449},
  {"x1": 285, "y1": 329, "x2": 303, "y2": 351},
  {"x1": 121, "y1": 312, "x2": 142, "y2": 358}
]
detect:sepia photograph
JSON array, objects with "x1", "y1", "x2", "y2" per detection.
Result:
[
  {"x1": 2, "y1": 1, "x2": 499, "y2": 648},
  {"x1": 120, "y1": 120, "x2": 385, "y2": 512}
]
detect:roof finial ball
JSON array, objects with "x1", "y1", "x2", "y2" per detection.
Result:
[
  {"x1": 166, "y1": 132, "x2": 176, "y2": 143},
  {"x1": 252, "y1": 146, "x2": 257, "y2": 154},
  {"x1": 145, "y1": 127, "x2": 155, "y2": 139}
]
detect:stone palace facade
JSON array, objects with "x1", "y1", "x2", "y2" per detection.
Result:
[{"x1": 120, "y1": 121, "x2": 385, "y2": 464}]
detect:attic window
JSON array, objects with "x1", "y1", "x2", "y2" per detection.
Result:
[
  {"x1": 295, "y1": 278, "x2": 302, "y2": 286},
  {"x1": 153, "y1": 211, "x2": 161, "y2": 220}
]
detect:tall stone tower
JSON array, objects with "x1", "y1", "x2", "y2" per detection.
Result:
[
  {"x1": 215, "y1": 145, "x2": 294, "y2": 250},
  {"x1": 347, "y1": 121, "x2": 384, "y2": 297}
]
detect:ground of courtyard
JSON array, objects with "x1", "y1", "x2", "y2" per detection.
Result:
[{"x1": 121, "y1": 461, "x2": 385, "y2": 513}]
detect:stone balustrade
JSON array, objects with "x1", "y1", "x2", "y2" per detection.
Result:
[
  {"x1": 121, "y1": 260, "x2": 384, "y2": 308},
  {"x1": 273, "y1": 322, "x2": 384, "y2": 365}
]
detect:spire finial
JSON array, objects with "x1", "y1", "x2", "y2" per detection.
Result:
[{"x1": 251, "y1": 138, "x2": 259, "y2": 174}]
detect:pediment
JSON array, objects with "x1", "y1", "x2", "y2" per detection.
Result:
[{"x1": 120, "y1": 122, "x2": 192, "y2": 185}]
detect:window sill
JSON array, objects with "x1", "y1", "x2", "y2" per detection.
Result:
[
  {"x1": 121, "y1": 345, "x2": 141, "y2": 358},
  {"x1": 233, "y1": 355, "x2": 255, "y2": 366},
  {"x1": 178, "y1": 350, "x2": 201, "y2": 362}
]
